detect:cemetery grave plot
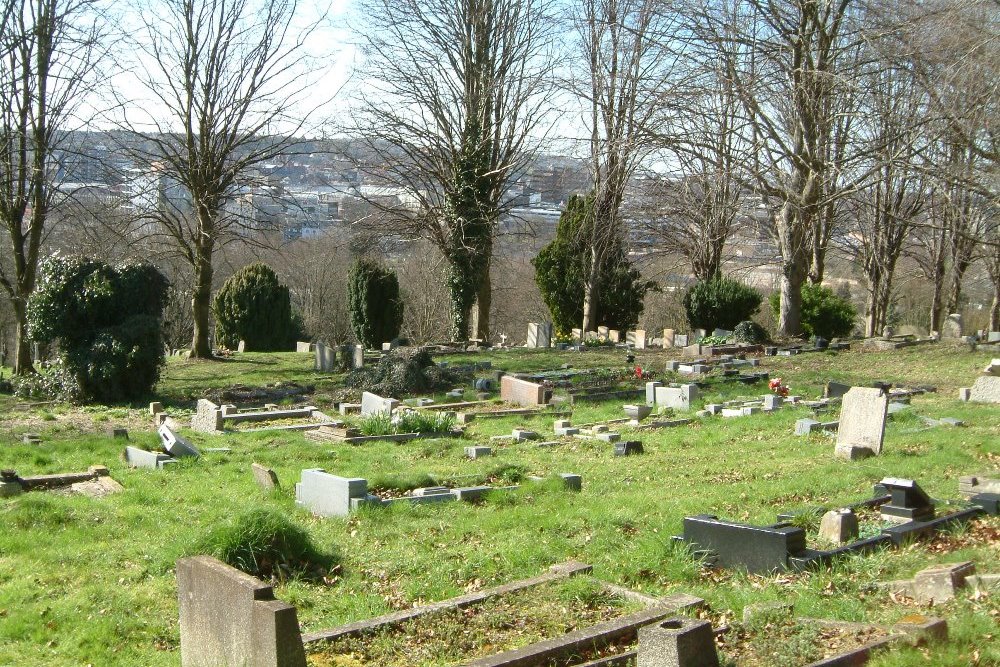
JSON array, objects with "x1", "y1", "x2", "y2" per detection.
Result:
[
  {"x1": 190, "y1": 398, "x2": 340, "y2": 434},
  {"x1": 305, "y1": 577, "x2": 651, "y2": 667}
]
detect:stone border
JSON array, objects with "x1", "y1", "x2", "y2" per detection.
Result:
[
  {"x1": 191, "y1": 398, "x2": 340, "y2": 434},
  {"x1": 302, "y1": 562, "x2": 593, "y2": 644}
]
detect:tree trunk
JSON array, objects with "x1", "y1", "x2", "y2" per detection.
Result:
[
  {"x1": 12, "y1": 298, "x2": 34, "y2": 375},
  {"x1": 990, "y1": 291, "x2": 999, "y2": 332},
  {"x1": 945, "y1": 259, "x2": 970, "y2": 316},
  {"x1": 778, "y1": 265, "x2": 806, "y2": 337},
  {"x1": 581, "y1": 247, "x2": 600, "y2": 333},
  {"x1": 473, "y1": 265, "x2": 491, "y2": 342},
  {"x1": 190, "y1": 246, "x2": 215, "y2": 358}
]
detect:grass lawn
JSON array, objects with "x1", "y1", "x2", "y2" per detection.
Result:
[{"x1": 0, "y1": 343, "x2": 997, "y2": 666}]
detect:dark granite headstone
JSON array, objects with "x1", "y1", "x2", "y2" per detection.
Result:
[
  {"x1": 681, "y1": 514, "x2": 806, "y2": 573},
  {"x1": 613, "y1": 441, "x2": 644, "y2": 456}
]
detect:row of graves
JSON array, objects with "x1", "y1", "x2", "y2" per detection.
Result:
[{"x1": 159, "y1": 348, "x2": 1000, "y2": 666}]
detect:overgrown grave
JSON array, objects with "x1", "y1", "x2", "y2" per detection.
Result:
[
  {"x1": 0, "y1": 464, "x2": 122, "y2": 498},
  {"x1": 675, "y1": 477, "x2": 999, "y2": 574}
]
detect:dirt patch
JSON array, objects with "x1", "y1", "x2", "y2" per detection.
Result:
[{"x1": 716, "y1": 618, "x2": 891, "y2": 667}]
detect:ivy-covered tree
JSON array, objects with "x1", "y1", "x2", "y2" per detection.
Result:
[
  {"x1": 213, "y1": 263, "x2": 299, "y2": 352},
  {"x1": 27, "y1": 256, "x2": 169, "y2": 402},
  {"x1": 533, "y1": 194, "x2": 653, "y2": 333},
  {"x1": 348, "y1": 259, "x2": 404, "y2": 349}
]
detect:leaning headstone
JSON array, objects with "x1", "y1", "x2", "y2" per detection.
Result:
[
  {"x1": 251, "y1": 463, "x2": 279, "y2": 491},
  {"x1": 969, "y1": 375, "x2": 1000, "y2": 404},
  {"x1": 637, "y1": 617, "x2": 719, "y2": 667},
  {"x1": 125, "y1": 446, "x2": 176, "y2": 469},
  {"x1": 942, "y1": 313, "x2": 963, "y2": 339},
  {"x1": 159, "y1": 424, "x2": 201, "y2": 459},
  {"x1": 834, "y1": 387, "x2": 889, "y2": 460},
  {"x1": 176, "y1": 555, "x2": 307, "y2": 667},
  {"x1": 360, "y1": 391, "x2": 399, "y2": 416},
  {"x1": 912, "y1": 562, "x2": 977, "y2": 604},
  {"x1": 500, "y1": 375, "x2": 547, "y2": 407}
]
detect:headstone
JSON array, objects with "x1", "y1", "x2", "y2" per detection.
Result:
[
  {"x1": 159, "y1": 424, "x2": 201, "y2": 458},
  {"x1": 176, "y1": 555, "x2": 307, "y2": 667},
  {"x1": 382, "y1": 341, "x2": 396, "y2": 352},
  {"x1": 969, "y1": 375, "x2": 1000, "y2": 404},
  {"x1": 624, "y1": 404, "x2": 652, "y2": 423},
  {"x1": 352, "y1": 345, "x2": 364, "y2": 370},
  {"x1": 942, "y1": 313, "x2": 963, "y2": 339},
  {"x1": 360, "y1": 391, "x2": 399, "y2": 416},
  {"x1": 526, "y1": 322, "x2": 553, "y2": 348},
  {"x1": 663, "y1": 328, "x2": 675, "y2": 348},
  {"x1": 608, "y1": 329, "x2": 621, "y2": 343},
  {"x1": 655, "y1": 384, "x2": 699, "y2": 410},
  {"x1": 236, "y1": 340, "x2": 246, "y2": 353},
  {"x1": 597, "y1": 326, "x2": 609, "y2": 339},
  {"x1": 464, "y1": 446, "x2": 492, "y2": 459},
  {"x1": 818, "y1": 509, "x2": 859, "y2": 544},
  {"x1": 124, "y1": 446, "x2": 176, "y2": 469},
  {"x1": 245, "y1": 463, "x2": 279, "y2": 492},
  {"x1": 988, "y1": 332, "x2": 1000, "y2": 343},
  {"x1": 835, "y1": 387, "x2": 888, "y2": 460},
  {"x1": 762, "y1": 395, "x2": 783, "y2": 412},
  {"x1": 295, "y1": 469, "x2": 371, "y2": 517},
  {"x1": 712, "y1": 328, "x2": 732, "y2": 338},
  {"x1": 985, "y1": 359, "x2": 1000, "y2": 376},
  {"x1": 295, "y1": 341, "x2": 312, "y2": 353},
  {"x1": 500, "y1": 376, "x2": 547, "y2": 407},
  {"x1": 878, "y1": 477, "x2": 934, "y2": 522},
  {"x1": 314, "y1": 343, "x2": 336, "y2": 372},
  {"x1": 674, "y1": 334, "x2": 689, "y2": 347},
  {"x1": 645, "y1": 381, "x2": 663, "y2": 405},
  {"x1": 634, "y1": 330, "x2": 647, "y2": 349},
  {"x1": 512, "y1": 428, "x2": 538, "y2": 441},
  {"x1": 637, "y1": 617, "x2": 719, "y2": 667},
  {"x1": 192, "y1": 399, "x2": 225, "y2": 432},
  {"x1": 150, "y1": 402, "x2": 164, "y2": 416},
  {"x1": 571, "y1": 328, "x2": 583, "y2": 341},
  {"x1": 795, "y1": 418, "x2": 821, "y2": 436},
  {"x1": 614, "y1": 441, "x2": 644, "y2": 456}
]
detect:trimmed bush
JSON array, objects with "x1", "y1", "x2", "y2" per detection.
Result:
[
  {"x1": 194, "y1": 507, "x2": 337, "y2": 581},
  {"x1": 533, "y1": 194, "x2": 654, "y2": 333},
  {"x1": 769, "y1": 283, "x2": 857, "y2": 339},
  {"x1": 682, "y1": 277, "x2": 762, "y2": 332},
  {"x1": 348, "y1": 259, "x2": 404, "y2": 349},
  {"x1": 27, "y1": 256, "x2": 168, "y2": 402},
  {"x1": 213, "y1": 263, "x2": 299, "y2": 351},
  {"x1": 732, "y1": 320, "x2": 769, "y2": 345}
]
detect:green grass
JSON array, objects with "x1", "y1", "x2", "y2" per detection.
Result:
[{"x1": 0, "y1": 342, "x2": 998, "y2": 666}]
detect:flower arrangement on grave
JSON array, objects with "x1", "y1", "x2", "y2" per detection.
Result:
[{"x1": 769, "y1": 378, "x2": 790, "y2": 397}]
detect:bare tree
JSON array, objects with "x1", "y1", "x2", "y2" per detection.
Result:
[
  {"x1": 695, "y1": 0, "x2": 862, "y2": 336},
  {"x1": 116, "y1": 0, "x2": 322, "y2": 358},
  {"x1": 637, "y1": 54, "x2": 746, "y2": 281},
  {"x1": 575, "y1": 0, "x2": 681, "y2": 332},
  {"x1": 842, "y1": 59, "x2": 927, "y2": 337},
  {"x1": 352, "y1": 0, "x2": 554, "y2": 341},
  {"x1": 0, "y1": 0, "x2": 106, "y2": 373}
]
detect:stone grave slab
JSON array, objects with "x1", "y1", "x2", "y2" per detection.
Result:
[
  {"x1": 835, "y1": 387, "x2": 888, "y2": 460},
  {"x1": 500, "y1": 375, "x2": 547, "y2": 407},
  {"x1": 177, "y1": 555, "x2": 306, "y2": 667}
]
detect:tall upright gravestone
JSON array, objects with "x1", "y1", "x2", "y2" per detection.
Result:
[{"x1": 835, "y1": 387, "x2": 889, "y2": 460}]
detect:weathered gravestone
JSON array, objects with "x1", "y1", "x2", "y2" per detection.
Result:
[
  {"x1": 159, "y1": 424, "x2": 201, "y2": 458},
  {"x1": 969, "y1": 375, "x2": 1000, "y2": 404},
  {"x1": 663, "y1": 328, "x2": 675, "y2": 348},
  {"x1": 674, "y1": 334, "x2": 689, "y2": 348},
  {"x1": 360, "y1": 391, "x2": 399, "y2": 416},
  {"x1": 500, "y1": 375, "x2": 547, "y2": 407},
  {"x1": 295, "y1": 341, "x2": 312, "y2": 353},
  {"x1": 834, "y1": 387, "x2": 888, "y2": 460},
  {"x1": 176, "y1": 555, "x2": 307, "y2": 667},
  {"x1": 252, "y1": 463, "x2": 280, "y2": 491},
  {"x1": 637, "y1": 617, "x2": 719, "y2": 667},
  {"x1": 942, "y1": 313, "x2": 963, "y2": 339},
  {"x1": 526, "y1": 322, "x2": 553, "y2": 348},
  {"x1": 314, "y1": 343, "x2": 336, "y2": 372},
  {"x1": 655, "y1": 384, "x2": 699, "y2": 411}
]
